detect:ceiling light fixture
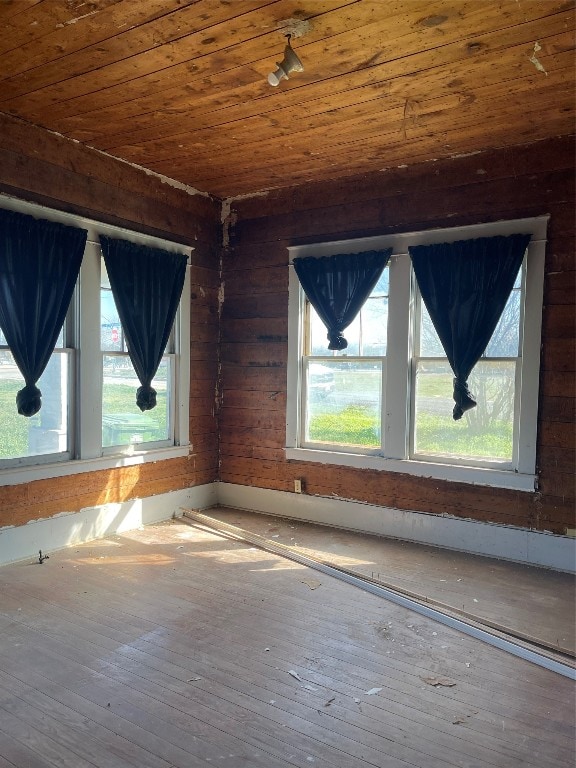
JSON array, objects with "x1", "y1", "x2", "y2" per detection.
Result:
[{"x1": 267, "y1": 34, "x2": 304, "y2": 87}]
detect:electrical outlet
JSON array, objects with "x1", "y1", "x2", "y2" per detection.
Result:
[{"x1": 294, "y1": 479, "x2": 302, "y2": 493}]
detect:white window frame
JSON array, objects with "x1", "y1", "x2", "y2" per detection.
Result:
[
  {"x1": 286, "y1": 216, "x2": 548, "y2": 492},
  {"x1": 0, "y1": 194, "x2": 191, "y2": 487}
]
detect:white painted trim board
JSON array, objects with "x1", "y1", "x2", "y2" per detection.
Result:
[
  {"x1": 1, "y1": 481, "x2": 573, "y2": 573},
  {"x1": 217, "y1": 482, "x2": 576, "y2": 573},
  {"x1": 0, "y1": 484, "x2": 216, "y2": 566}
]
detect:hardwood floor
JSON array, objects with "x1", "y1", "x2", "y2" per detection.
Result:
[
  {"x1": 206, "y1": 507, "x2": 576, "y2": 656},
  {"x1": 0, "y1": 518, "x2": 573, "y2": 768}
]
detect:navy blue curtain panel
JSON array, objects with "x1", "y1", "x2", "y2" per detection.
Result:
[
  {"x1": 409, "y1": 234, "x2": 531, "y2": 420},
  {"x1": 100, "y1": 236, "x2": 187, "y2": 412},
  {"x1": 293, "y1": 249, "x2": 392, "y2": 350},
  {"x1": 0, "y1": 208, "x2": 86, "y2": 417}
]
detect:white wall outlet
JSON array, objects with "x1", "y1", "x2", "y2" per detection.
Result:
[{"x1": 294, "y1": 479, "x2": 302, "y2": 493}]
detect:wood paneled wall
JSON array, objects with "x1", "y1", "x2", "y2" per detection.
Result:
[
  {"x1": 0, "y1": 114, "x2": 220, "y2": 528},
  {"x1": 0, "y1": 116, "x2": 573, "y2": 538},
  {"x1": 221, "y1": 136, "x2": 575, "y2": 535}
]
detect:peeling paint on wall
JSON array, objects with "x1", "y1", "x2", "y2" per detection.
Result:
[{"x1": 221, "y1": 199, "x2": 233, "y2": 249}]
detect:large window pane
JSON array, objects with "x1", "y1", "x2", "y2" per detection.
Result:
[
  {"x1": 102, "y1": 355, "x2": 170, "y2": 448},
  {"x1": 0, "y1": 351, "x2": 69, "y2": 460},
  {"x1": 308, "y1": 264, "x2": 389, "y2": 358},
  {"x1": 1, "y1": 326, "x2": 63, "y2": 349},
  {"x1": 362, "y1": 296, "x2": 388, "y2": 355},
  {"x1": 309, "y1": 308, "x2": 360, "y2": 355},
  {"x1": 420, "y1": 277, "x2": 522, "y2": 360},
  {"x1": 420, "y1": 303, "x2": 445, "y2": 357},
  {"x1": 484, "y1": 285, "x2": 521, "y2": 357},
  {"x1": 305, "y1": 360, "x2": 382, "y2": 448},
  {"x1": 101, "y1": 261, "x2": 125, "y2": 352},
  {"x1": 413, "y1": 360, "x2": 515, "y2": 462},
  {"x1": 101, "y1": 256, "x2": 172, "y2": 449}
]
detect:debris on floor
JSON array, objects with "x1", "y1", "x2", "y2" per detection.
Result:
[
  {"x1": 452, "y1": 711, "x2": 478, "y2": 725},
  {"x1": 301, "y1": 577, "x2": 322, "y2": 590},
  {"x1": 421, "y1": 676, "x2": 456, "y2": 687}
]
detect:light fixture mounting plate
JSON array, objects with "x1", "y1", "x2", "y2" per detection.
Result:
[{"x1": 275, "y1": 17, "x2": 312, "y2": 39}]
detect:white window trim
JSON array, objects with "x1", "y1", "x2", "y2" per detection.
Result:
[
  {"x1": 286, "y1": 216, "x2": 548, "y2": 492},
  {"x1": 0, "y1": 194, "x2": 191, "y2": 487}
]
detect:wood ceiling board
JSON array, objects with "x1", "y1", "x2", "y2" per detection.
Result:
[
  {"x1": 162, "y1": 99, "x2": 575, "y2": 195},
  {"x1": 0, "y1": 0, "x2": 43, "y2": 24},
  {"x1": 40, "y1": 28, "x2": 572, "y2": 183},
  {"x1": 1, "y1": 0, "x2": 561, "y2": 119},
  {"x1": 0, "y1": 0, "x2": 573, "y2": 199},
  {"x1": 137, "y1": 73, "x2": 574, "y2": 178},
  {"x1": 173, "y1": 110, "x2": 573, "y2": 197},
  {"x1": 202, "y1": 98, "x2": 573, "y2": 177},
  {"x1": 0, "y1": 0, "x2": 202, "y2": 74},
  {"x1": 0, "y1": 0, "x2": 358, "y2": 110},
  {"x1": 110, "y1": 64, "x2": 574, "y2": 169},
  {"x1": 41, "y1": 7, "x2": 574, "y2": 149},
  {"x1": 0, "y1": 0, "x2": 277, "y2": 96},
  {"x1": 0, "y1": 0, "x2": 125, "y2": 56}
]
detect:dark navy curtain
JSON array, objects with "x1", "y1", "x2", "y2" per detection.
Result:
[
  {"x1": 409, "y1": 234, "x2": 531, "y2": 420},
  {"x1": 293, "y1": 250, "x2": 392, "y2": 350},
  {"x1": 100, "y1": 236, "x2": 187, "y2": 411},
  {"x1": 0, "y1": 209, "x2": 86, "y2": 416}
]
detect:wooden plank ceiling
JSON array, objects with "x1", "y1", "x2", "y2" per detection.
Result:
[{"x1": 0, "y1": 0, "x2": 574, "y2": 199}]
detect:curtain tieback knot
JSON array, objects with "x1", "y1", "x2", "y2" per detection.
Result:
[
  {"x1": 452, "y1": 377, "x2": 476, "y2": 421},
  {"x1": 327, "y1": 329, "x2": 348, "y2": 351},
  {"x1": 136, "y1": 384, "x2": 157, "y2": 412},
  {"x1": 17, "y1": 384, "x2": 42, "y2": 418}
]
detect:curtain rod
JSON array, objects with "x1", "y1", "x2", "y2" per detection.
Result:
[
  {"x1": 86, "y1": 237, "x2": 190, "y2": 260},
  {"x1": 288, "y1": 239, "x2": 547, "y2": 265}
]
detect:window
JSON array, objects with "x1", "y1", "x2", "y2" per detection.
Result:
[
  {"x1": 412, "y1": 270, "x2": 522, "y2": 467},
  {"x1": 286, "y1": 217, "x2": 547, "y2": 491},
  {"x1": 0, "y1": 324, "x2": 72, "y2": 465},
  {"x1": 302, "y1": 268, "x2": 388, "y2": 452},
  {"x1": 0, "y1": 196, "x2": 191, "y2": 481},
  {"x1": 100, "y1": 259, "x2": 173, "y2": 451}
]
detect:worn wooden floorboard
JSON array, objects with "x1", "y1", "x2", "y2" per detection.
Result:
[
  {"x1": 0, "y1": 520, "x2": 573, "y2": 768},
  {"x1": 3, "y1": 578, "x2": 571, "y2": 768},
  {"x1": 3, "y1": 543, "x2": 570, "y2": 719},
  {"x1": 5, "y1": 536, "x2": 569, "y2": 728},
  {"x1": 206, "y1": 507, "x2": 576, "y2": 655}
]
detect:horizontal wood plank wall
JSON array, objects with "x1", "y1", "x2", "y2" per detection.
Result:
[
  {"x1": 221, "y1": 135, "x2": 575, "y2": 535},
  {"x1": 0, "y1": 113, "x2": 220, "y2": 529}
]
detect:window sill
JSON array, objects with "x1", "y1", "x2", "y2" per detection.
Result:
[
  {"x1": 285, "y1": 447, "x2": 536, "y2": 492},
  {"x1": 0, "y1": 445, "x2": 190, "y2": 487}
]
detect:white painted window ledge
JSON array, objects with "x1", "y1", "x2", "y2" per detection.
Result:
[
  {"x1": 285, "y1": 447, "x2": 536, "y2": 492},
  {"x1": 0, "y1": 445, "x2": 191, "y2": 487}
]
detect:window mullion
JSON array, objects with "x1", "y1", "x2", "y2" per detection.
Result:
[
  {"x1": 516, "y1": 244, "x2": 545, "y2": 475},
  {"x1": 78, "y1": 243, "x2": 103, "y2": 460},
  {"x1": 383, "y1": 255, "x2": 412, "y2": 459},
  {"x1": 174, "y1": 263, "x2": 190, "y2": 447},
  {"x1": 286, "y1": 267, "x2": 304, "y2": 449}
]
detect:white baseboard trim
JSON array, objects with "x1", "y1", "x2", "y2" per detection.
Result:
[
  {"x1": 216, "y1": 483, "x2": 576, "y2": 573},
  {"x1": 0, "y1": 483, "x2": 217, "y2": 567},
  {"x1": 2, "y1": 480, "x2": 574, "y2": 573}
]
